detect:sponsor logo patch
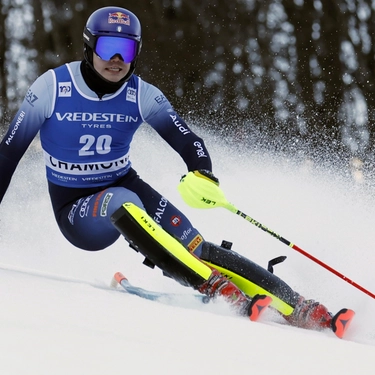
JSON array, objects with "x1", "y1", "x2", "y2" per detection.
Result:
[
  {"x1": 101, "y1": 192, "x2": 113, "y2": 217},
  {"x1": 58, "y1": 82, "x2": 72, "y2": 97},
  {"x1": 188, "y1": 234, "x2": 203, "y2": 253},
  {"x1": 92, "y1": 191, "x2": 106, "y2": 218},
  {"x1": 25, "y1": 90, "x2": 38, "y2": 106},
  {"x1": 170, "y1": 215, "x2": 181, "y2": 227},
  {"x1": 108, "y1": 12, "x2": 130, "y2": 26},
  {"x1": 154, "y1": 94, "x2": 167, "y2": 105},
  {"x1": 126, "y1": 87, "x2": 137, "y2": 103}
]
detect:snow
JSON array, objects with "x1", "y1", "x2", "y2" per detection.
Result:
[{"x1": 1, "y1": 126, "x2": 374, "y2": 374}]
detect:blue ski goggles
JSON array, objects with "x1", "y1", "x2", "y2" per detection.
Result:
[{"x1": 94, "y1": 36, "x2": 138, "y2": 62}]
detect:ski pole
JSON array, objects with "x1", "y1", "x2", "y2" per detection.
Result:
[
  {"x1": 222, "y1": 201, "x2": 375, "y2": 300},
  {"x1": 177, "y1": 171, "x2": 375, "y2": 299}
]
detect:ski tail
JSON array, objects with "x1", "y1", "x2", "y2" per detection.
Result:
[
  {"x1": 248, "y1": 294, "x2": 273, "y2": 321},
  {"x1": 331, "y1": 308, "x2": 355, "y2": 339}
]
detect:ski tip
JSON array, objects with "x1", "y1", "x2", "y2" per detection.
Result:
[
  {"x1": 331, "y1": 308, "x2": 355, "y2": 339},
  {"x1": 114, "y1": 272, "x2": 127, "y2": 284},
  {"x1": 249, "y1": 295, "x2": 273, "y2": 322}
]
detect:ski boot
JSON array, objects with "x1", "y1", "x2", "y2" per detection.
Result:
[
  {"x1": 198, "y1": 269, "x2": 272, "y2": 321},
  {"x1": 283, "y1": 296, "x2": 332, "y2": 330}
]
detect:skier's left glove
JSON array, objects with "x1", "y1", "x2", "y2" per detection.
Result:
[{"x1": 178, "y1": 170, "x2": 225, "y2": 209}]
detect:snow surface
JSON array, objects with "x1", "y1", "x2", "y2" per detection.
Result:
[{"x1": 1, "y1": 126, "x2": 374, "y2": 374}]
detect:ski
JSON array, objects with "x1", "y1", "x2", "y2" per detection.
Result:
[
  {"x1": 331, "y1": 308, "x2": 355, "y2": 339},
  {"x1": 112, "y1": 272, "x2": 354, "y2": 337},
  {"x1": 111, "y1": 271, "x2": 209, "y2": 303},
  {"x1": 111, "y1": 271, "x2": 272, "y2": 322}
]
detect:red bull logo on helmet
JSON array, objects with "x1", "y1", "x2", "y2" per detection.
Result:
[{"x1": 108, "y1": 12, "x2": 130, "y2": 25}]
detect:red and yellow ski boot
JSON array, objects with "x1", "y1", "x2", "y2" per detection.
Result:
[
  {"x1": 198, "y1": 269, "x2": 272, "y2": 321},
  {"x1": 284, "y1": 296, "x2": 355, "y2": 338},
  {"x1": 283, "y1": 296, "x2": 332, "y2": 330}
]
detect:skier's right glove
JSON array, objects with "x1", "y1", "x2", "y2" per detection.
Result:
[{"x1": 177, "y1": 170, "x2": 226, "y2": 209}]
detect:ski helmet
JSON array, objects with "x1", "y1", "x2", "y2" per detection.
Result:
[{"x1": 83, "y1": 6, "x2": 142, "y2": 82}]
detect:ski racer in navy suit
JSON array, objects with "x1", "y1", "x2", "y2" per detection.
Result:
[{"x1": 0, "y1": 6, "x2": 333, "y2": 330}]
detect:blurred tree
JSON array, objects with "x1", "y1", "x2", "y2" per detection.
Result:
[
  {"x1": 1, "y1": 0, "x2": 375, "y2": 166},
  {"x1": 0, "y1": 1, "x2": 7, "y2": 128}
]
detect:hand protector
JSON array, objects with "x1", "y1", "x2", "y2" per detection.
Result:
[{"x1": 177, "y1": 170, "x2": 227, "y2": 209}]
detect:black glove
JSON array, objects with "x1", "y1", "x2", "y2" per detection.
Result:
[{"x1": 192, "y1": 169, "x2": 220, "y2": 186}]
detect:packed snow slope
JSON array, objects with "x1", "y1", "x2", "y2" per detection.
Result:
[{"x1": 1, "y1": 125, "x2": 374, "y2": 375}]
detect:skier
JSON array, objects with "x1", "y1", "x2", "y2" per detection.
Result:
[{"x1": 0, "y1": 6, "x2": 332, "y2": 329}]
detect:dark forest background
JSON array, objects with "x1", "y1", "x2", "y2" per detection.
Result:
[{"x1": 1, "y1": 0, "x2": 375, "y2": 175}]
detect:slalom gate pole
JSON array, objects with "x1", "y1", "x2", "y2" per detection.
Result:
[{"x1": 222, "y1": 202, "x2": 375, "y2": 300}]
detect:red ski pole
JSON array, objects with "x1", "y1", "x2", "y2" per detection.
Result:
[
  {"x1": 177, "y1": 171, "x2": 374, "y2": 299},
  {"x1": 225, "y1": 203, "x2": 375, "y2": 300}
]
